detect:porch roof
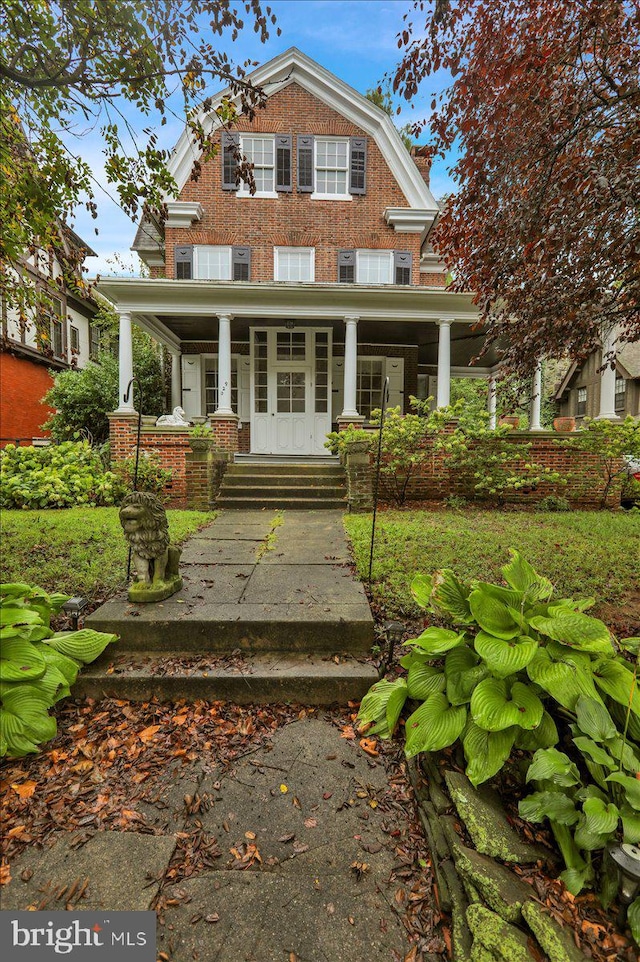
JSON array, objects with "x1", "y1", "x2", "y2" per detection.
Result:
[{"x1": 95, "y1": 278, "x2": 499, "y2": 368}]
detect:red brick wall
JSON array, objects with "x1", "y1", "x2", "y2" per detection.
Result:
[
  {"x1": 420, "y1": 272, "x2": 448, "y2": 288},
  {"x1": 371, "y1": 432, "x2": 621, "y2": 507},
  {"x1": 109, "y1": 415, "x2": 190, "y2": 507},
  {"x1": 167, "y1": 82, "x2": 422, "y2": 284},
  {"x1": 0, "y1": 352, "x2": 55, "y2": 444}
]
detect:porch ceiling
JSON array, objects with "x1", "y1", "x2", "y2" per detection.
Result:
[{"x1": 96, "y1": 277, "x2": 499, "y2": 368}]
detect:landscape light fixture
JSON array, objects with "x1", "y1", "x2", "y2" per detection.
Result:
[
  {"x1": 609, "y1": 842, "x2": 640, "y2": 905},
  {"x1": 383, "y1": 620, "x2": 405, "y2": 669},
  {"x1": 62, "y1": 596, "x2": 88, "y2": 630}
]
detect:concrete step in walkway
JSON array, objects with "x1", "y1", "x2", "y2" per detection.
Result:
[
  {"x1": 2, "y1": 718, "x2": 413, "y2": 961},
  {"x1": 84, "y1": 510, "x2": 376, "y2": 704},
  {"x1": 216, "y1": 461, "x2": 347, "y2": 510}
]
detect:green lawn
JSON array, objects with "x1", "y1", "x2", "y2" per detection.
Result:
[
  {"x1": 0, "y1": 508, "x2": 213, "y2": 602},
  {"x1": 346, "y1": 509, "x2": 640, "y2": 630}
]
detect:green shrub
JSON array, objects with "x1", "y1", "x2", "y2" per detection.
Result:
[
  {"x1": 43, "y1": 340, "x2": 165, "y2": 444},
  {"x1": 325, "y1": 424, "x2": 372, "y2": 457},
  {"x1": 112, "y1": 452, "x2": 172, "y2": 498},
  {"x1": 443, "y1": 494, "x2": 468, "y2": 510},
  {"x1": 0, "y1": 441, "x2": 125, "y2": 509},
  {"x1": 0, "y1": 583, "x2": 117, "y2": 757},
  {"x1": 568, "y1": 417, "x2": 640, "y2": 508},
  {"x1": 357, "y1": 551, "x2": 640, "y2": 899},
  {"x1": 536, "y1": 494, "x2": 571, "y2": 512}
]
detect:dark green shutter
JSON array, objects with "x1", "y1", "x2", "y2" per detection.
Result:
[
  {"x1": 175, "y1": 245, "x2": 193, "y2": 280},
  {"x1": 221, "y1": 132, "x2": 240, "y2": 190},
  {"x1": 349, "y1": 137, "x2": 367, "y2": 195},
  {"x1": 338, "y1": 250, "x2": 355, "y2": 283},
  {"x1": 297, "y1": 135, "x2": 314, "y2": 192},
  {"x1": 394, "y1": 251, "x2": 412, "y2": 285},
  {"x1": 232, "y1": 246, "x2": 251, "y2": 281},
  {"x1": 275, "y1": 135, "x2": 292, "y2": 192}
]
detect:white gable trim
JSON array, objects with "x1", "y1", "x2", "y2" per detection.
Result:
[{"x1": 167, "y1": 47, "x2": 438, "y2": 212}]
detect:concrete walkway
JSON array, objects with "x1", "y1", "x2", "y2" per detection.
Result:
[
  {"x1": 83, "y1": 510, "x2": 377, "y2": 704},
  {"x1": 3, "y1": 718, "x2": 416, "y2": 961}
]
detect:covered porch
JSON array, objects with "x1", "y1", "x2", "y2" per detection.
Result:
[{"x1": 97, "y1": 278, "x2": 507, "y2": 457}]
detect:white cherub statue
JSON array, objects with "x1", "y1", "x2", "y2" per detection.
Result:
[{"x1": 156, "y1": 406, "x2": 191, "y2": 426}]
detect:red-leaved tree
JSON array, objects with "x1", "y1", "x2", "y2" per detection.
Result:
[{"x1": 394, "y1": 0, "x2": 640, "y2": 374}]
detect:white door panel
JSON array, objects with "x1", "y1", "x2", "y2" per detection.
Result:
[{"x1": 181, "y1": 356, "x2": 201, "y2": 419}]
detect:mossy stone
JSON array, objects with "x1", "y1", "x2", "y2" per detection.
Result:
[
  {"x1": 470, "y1": 944, "x2": 499, "y2": 962},
  {"x1": 128, "y1": 575, "x2": 183, "y2": 603},
  {"x1": 445, "y1": 770, "x2": 546, "y2": 863},
  {"x1": 466, "y1": 904, "x2": 537, "y2": 961},
  {"x1": 522, "y1": 902, "x2": 585, "y2": 962},
  {"x1": 451, "y1": 836, "x2": 534, "y2": 923}
]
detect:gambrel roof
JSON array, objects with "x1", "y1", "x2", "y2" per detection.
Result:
[{"x1": 166, "y1": 47, "x2": 438, "y2": 212}]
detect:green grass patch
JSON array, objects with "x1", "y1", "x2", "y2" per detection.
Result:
[
  {"x1": 345, "y1": 510, "x2": 640, "y2": 622},
  {"x1": 0, "y1": 508, "x2": 214, "y2": 602}
]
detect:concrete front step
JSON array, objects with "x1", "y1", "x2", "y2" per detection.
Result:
[
  {"x1": 219, "y1": 485, "x2": 346, "y2": 500},
  {"x1": 222, "y1": 474, "x2": 344, "y2": 487},
  {"x1": 217, "y1": 496, "x2": 347, "y2": 510},
  {"x1": 87, "y1": 601, "x2": 374, "y2": 653},
  {"x1": 74, "y1": 651, "x2": 379, "y2": 705},
  {"x1": 229, "y1": 464, "x2": 344, "y2": 476}
]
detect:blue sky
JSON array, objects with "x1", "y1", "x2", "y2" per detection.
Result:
[{"x1": 70, "y1": 0, "x2": 454, "y2": 275}]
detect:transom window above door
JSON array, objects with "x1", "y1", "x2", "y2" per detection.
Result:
[{"x1": 274, "y1": 247, "x2": 315, "y2": 282}]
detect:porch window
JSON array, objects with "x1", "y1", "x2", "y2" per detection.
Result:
[
  {"x1": 314, "y1": 138, "x2": 349, "y2": 198},
  {"x1": 615, "y1": 376, "x2": 626, "y2": 412},
  {"x1": 577, "y1": 386, "x2": 587, "y2": 417},
  {"x1": 238, "y1": 135, "x2": 275, "y2": 195},
  {"x1": 204, "y1": 357, "x2": 238, "y2": 415},
  {"x1": 315, "y1": 332, "x2": 329, "y2": 413},
  {"x1": 276, "y1": 331, "x2": 306, "y2": 360},
  {"x1": 253, "y1": 331, "x2": 268, "y2": 413},
  {"x1": 274, "y1": 247, "x2": 315, "y2": 282},
  {"x1": 357, "y1": 357, "x2": 384, "y2": 419}
]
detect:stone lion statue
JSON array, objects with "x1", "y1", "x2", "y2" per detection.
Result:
[
  {"x1": 156, "y1": 406, "x2": 190, "y2": 427},
  {"x1": 119, "y1": 491, "x2": 182, "y2": 599}
]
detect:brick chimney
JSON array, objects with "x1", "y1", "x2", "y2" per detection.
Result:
[{"x1": 410, "y1": 145, "x2": 432, "y2": 188}]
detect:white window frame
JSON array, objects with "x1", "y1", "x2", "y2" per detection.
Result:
[
  {"x1": 357, "y1": 356, "x2": 385, "y2": 420},
  {"x1": 193, "y1": 246, "x2": 232, "y2": 280},
  {"x1": 312, "y1": 137, "x2": 352, "y2": 201},
  {"x1": 274, "y1": 247, "x2": 315, "y2": 283},
  {"x1": 237, "y1": 134, "x2": 277, "y2": 199},
  {"x1": 70, "y1": 325, "x2": 80, "y2": 353},
  {"x1": 356, "y1": 250, "x2": 394, "y2": 285},
  {"x1": 202, "y1": 354, "x2": 239, "y2": 415}
]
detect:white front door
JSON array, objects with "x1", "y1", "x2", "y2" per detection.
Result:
[{"x1": 250, "y1": 328, "x2": 331, "y2": 455}]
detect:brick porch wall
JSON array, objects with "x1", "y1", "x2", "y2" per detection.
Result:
[{"x1": 108, "y1": 414, "x2": 190, "y2": 507}]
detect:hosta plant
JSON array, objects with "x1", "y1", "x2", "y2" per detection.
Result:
[
  {"x1": 0, "y1": 583, "x2": 117, "y2": 757},
  {"x1": 357, "y1": 551, "x2": 640, "y2": 899}
]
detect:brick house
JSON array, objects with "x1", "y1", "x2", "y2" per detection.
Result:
[
  {"x1": 99, "y1": 47, "x2": 504, "y2": 462},
  {"x1": 554, "y1": 334, "x2": 640, "y2": 423},
  {"x1": 1, "y1": 229, "x2": 98, "y2": 444}
]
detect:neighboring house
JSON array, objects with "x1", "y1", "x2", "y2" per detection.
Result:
[
  {"x1": 554, "y1": 335, "x2": 640, "y2": 422},
  {"x1": 99, "y1": 47, "x2": 504, "y2": 458},
  {"x1": 0, "y1": 229, "x2": 98, "y2": 443}
]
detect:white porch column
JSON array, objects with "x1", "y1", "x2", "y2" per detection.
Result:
[
  {"x1": 596, "y1": 327, "x2": 620, "y2": 420},
  {"x1": 215, "y1": 313, "x2": 234, "y2": 415},
  {"x1": 341, "y1": 314, "x2": 361, "y2": 419},
  {"x1": 115, "y1": 310, "x2": 135, "y2": 412},
  {"x1": 488, "y1": 374, "x2": 497, "y2": 429},
  {"x1": 170, "y1": 350, "x2": 182, "y2": 410},
  {"x1": 436, "y1": 318, "x2": 453, "y2": 408},
  {"x1": 529, "y1": 361, "x2": 544, "y2": 431}
]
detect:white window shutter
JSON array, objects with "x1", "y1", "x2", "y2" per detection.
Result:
[
  {"x1": 385, "y1": 357, "x2": 405, "y2": 413},
  {"x1": 181, "y1": 356, "x2": 201, "y2": 419},
  {"x1": 238, "y1": 356, "x2": 251, "y2": 421},
  {"x1": 332, "y1": 356, "x2": 345, "y2": 422}
]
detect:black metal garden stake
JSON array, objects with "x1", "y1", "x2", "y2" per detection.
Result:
[
  {"x1": 123, "y1": 377, "x2": 144, "y2": 580},
  {"x1": 368, "y1": 376, "x2": 390, "y2": 584}
]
